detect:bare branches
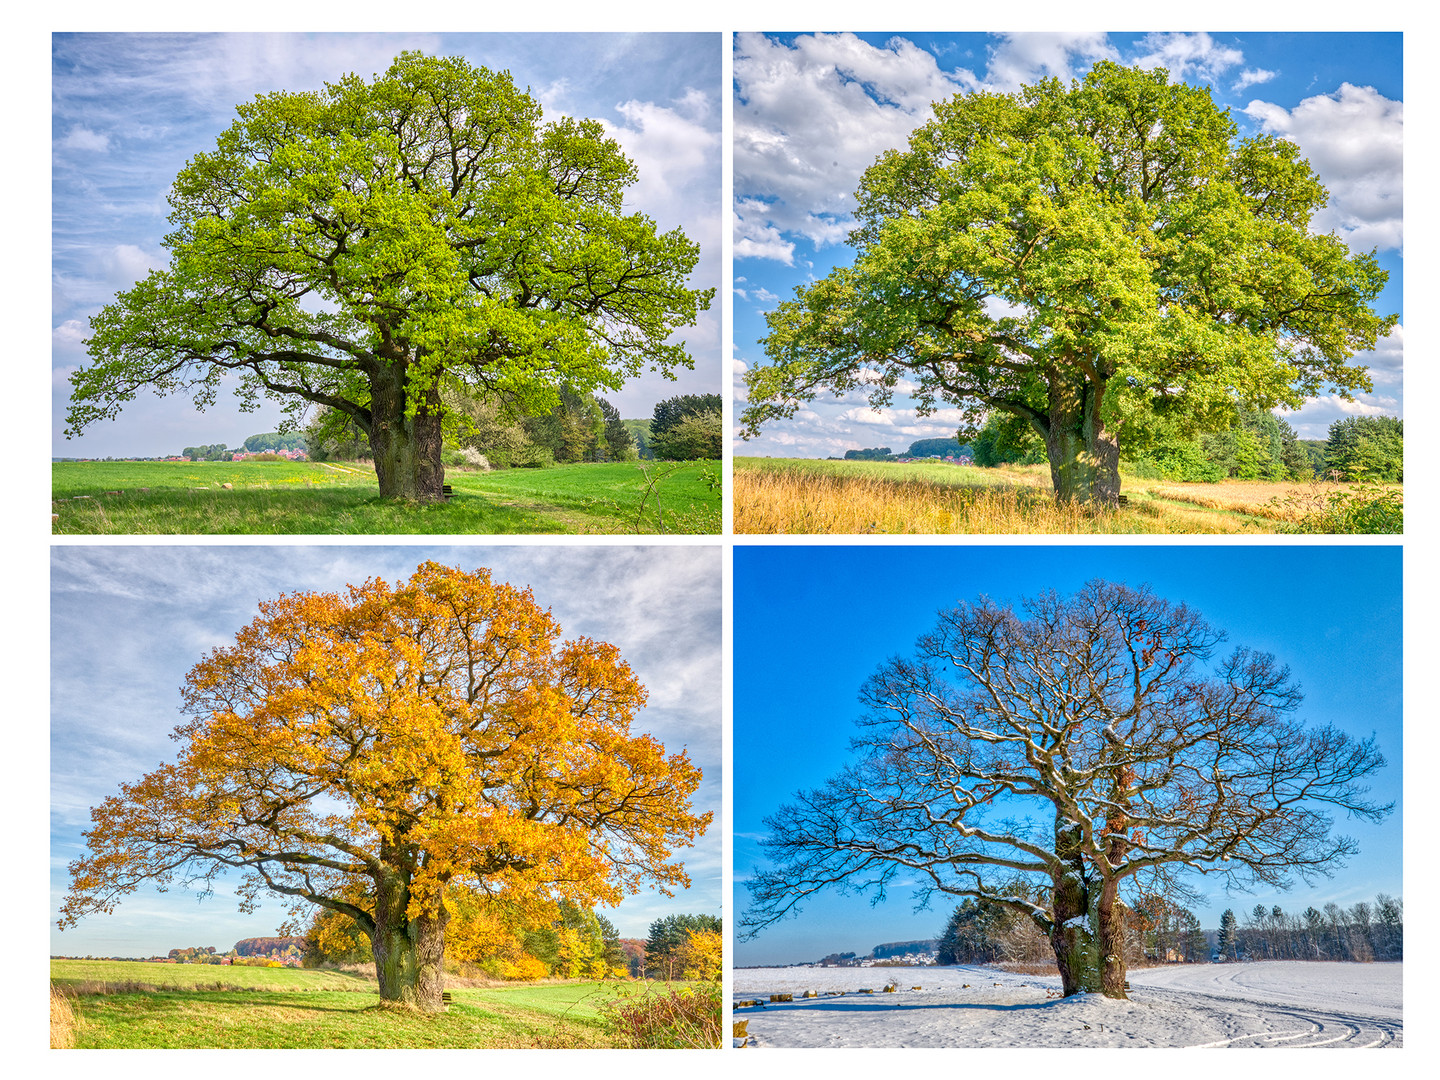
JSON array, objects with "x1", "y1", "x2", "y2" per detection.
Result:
[{"x1": 742, "y1": 580, "x2": 1390, "y2": 940}]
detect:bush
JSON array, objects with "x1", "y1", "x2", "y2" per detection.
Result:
[
  {"x1": 1277, "y1": 484, "x2": 1403, "y2": 534},
  {"x1": 603, "y1": 981, "x2": 722, "y2": 1048}
]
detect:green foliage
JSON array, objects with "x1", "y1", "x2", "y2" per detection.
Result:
[
  {"x1": 971, "y1": 414, "x2": 1045, "y2": 467},
  {"x1": 905, "y1": 437, "x2": 970, "y2": 458},
  {"x1": 842, "y1": 447, "x2": 893, "y2": 461},
  {"x1": 1324, "y1": 415, "x2": 1402, "y2": 481},
  {"x1": 649, "y1": 410, "x2": 722, "y2": 461},
  {"x1": 243, "y1": 432, "x2": 305, "y2": 453},
  {"x1": 742, "y1": 61, "x2": 1395, "y2": 503},
  {"x1": 644, "y1": 913, "x2": 722, "y2": 979},
  {"x1": 1125, "y1": 407, "x2": 1305, "y2": 483},
  {"x1": 1277, "y1": 483, "x2": 1403, "y2": 534},
  {"x1": 302, "y1": 407, "x2": 370, "y2": 462},
  {"x1": 650, "y1": 394, "x2": 723, "y2": 443},
  {"x1": 622, "y1": 418, "x2": 654, "y2": 459},
  {"x1": 181, "y1": 443, "x2": 233, "y2": 462},
  {"x1": 53, "y1": 459, "x2": 722, "y2": 535},
  {"x1": 70, "y1": 52, "x2": 712, "y2": 499}
]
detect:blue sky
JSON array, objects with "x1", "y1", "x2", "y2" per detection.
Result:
[
  {"x1": 733, "y1": 31, "x2": 1404, "y2": 457},
  {"x1": 50, "y1": 545, "x2": 722, "y2": 957},
  {"x1": 51, "y1": 32, "x2": 722, "y2": 459},
  {"x1": 733, "y1": 545, "x2": 1402, "y2": 967}
]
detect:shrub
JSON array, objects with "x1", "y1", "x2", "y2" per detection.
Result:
[
  {"x1": 603, "y1": 981, "x2": 722, "y2": 1048},
  {"x1": 1277, "y1": 484, "x2": 1403, "y2": 534}
]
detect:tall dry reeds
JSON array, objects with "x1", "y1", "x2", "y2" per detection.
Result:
[{"x1": 50, "y1": 985, "x2": 79, "y2": 1048}]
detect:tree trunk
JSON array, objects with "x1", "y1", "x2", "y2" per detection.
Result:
[
  {"x1": 1049, "y1": 818, "x2": 1101, "y2": 996},
  {"x1": 1096, "y1": 876, "x2": 1129, "y2": 999},
  {"x1": 367, "y1": 360, "x2": 446, "y2": 501},
  {"x1": 1043, "y1": 367, "x2": 1121, "y2": 506},
  {"x1": 371, "y1": 868, "x2": 448, "y2": 1013}
]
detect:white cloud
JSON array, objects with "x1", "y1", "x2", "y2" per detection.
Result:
[
  {"x1": 1233, "y1": 68, "x2": 1278, "y2": 92},
  {"x1": 605, "y1": 91, "x2": 719, "y2": 221},
  {"x1": 1130, "y1": 31, "x2": 1245, "y2": 85},
  {"x1": 1244, "y1": 84, "x2": 1403, "y2": 252},
  {"x1": 59, "y1": 126, "x2": 110, "y2": 152},
  {"x1": 734, "y1": 200, "x2": 795, "y2": 264},
  {"x1": 960, "y1": 32, "x2": 1119, "y2": 93},
  {"x1": 733, "y1": 32, "x2": 961, "y2": 254}
]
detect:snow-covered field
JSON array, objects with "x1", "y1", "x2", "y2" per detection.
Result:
[{"x1": 732, "y1": 961, "x2": 1401, "y2": 1048}]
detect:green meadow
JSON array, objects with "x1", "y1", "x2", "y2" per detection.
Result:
[
  {"x1": 51, "y1": 959, "x2": 715, "y2": 1049},
  {"x1": 51, "y1": 458, "x2": 721, "y2": 535}
]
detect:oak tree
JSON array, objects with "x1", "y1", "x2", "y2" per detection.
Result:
[
  {"x1": 67, "y1": 52, "x2": 713, "y2": 501},
  {"x1": 740, "y1": 62, "x2": 1395, "y2": 504},
  {"x1": 59, "y1": 562, "x2": 711, "y2": 1012},
  {"x1": 740, "y1": 581, "x2": 1389, "y2": 998}
]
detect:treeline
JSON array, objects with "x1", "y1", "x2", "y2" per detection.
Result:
[
  {"x1": 165, "y1": 936, "x2": 307, "y2": 964},
  {"x1": 842, "y1": 436, "x2": 970, "y2": 461},
  {"x1": 303, "y1": 892, "x2": 720, "y2": 983},
  {"x1": 847, "y1": 412, "x2": 1402, "y2": 484},
  {"x1": 1223, "y1": 896, "x2": 1402, "y2": 962},
  {"x1": 970, "y1": 409, "x2": 1402, "y2": 483},
  {"x1": 179, "y1": 432, "x2": 306, "y2": 460},
  {"x1": 937, "y1": 888, "x2": 1402, "y2": 968},
  {"x1": 305, "y1": 390, "x2": 721, "y2": 468}
]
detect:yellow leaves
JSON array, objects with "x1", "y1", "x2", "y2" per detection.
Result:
[{"x1": 675, "y1": 929, "x2": 722, "y2": 982}]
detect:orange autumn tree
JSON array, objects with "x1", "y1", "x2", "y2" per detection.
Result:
[{"x1": 59, "y1": 562, "x2": 710, "y2": 1012}]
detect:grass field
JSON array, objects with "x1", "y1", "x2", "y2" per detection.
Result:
[
  {"x1": 52, "y1": 458, "x2": 722, "y2": 535},
  {"x1": 51, "y1": 958, "x2": 702, "y2": 1048},
  {"x1": 733, "y1": 458, "x2": 1401, "y2": 534}
]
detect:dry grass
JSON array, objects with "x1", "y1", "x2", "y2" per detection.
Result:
[
  {"x1": 734, "y1": 464, "x2": 1186, "y2": 534},
  {"x1": 733, "y1": 459, "x2": 1399, "y2": 534},
  {"x1": 50, "y1": 985, "x2": 79, "y2": 1048}
]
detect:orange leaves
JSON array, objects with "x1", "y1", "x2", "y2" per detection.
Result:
[{"x1": 62, "y1": 561, "x2": 710, "y2": 942}]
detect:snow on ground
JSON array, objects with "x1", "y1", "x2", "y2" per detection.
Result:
[{"x1": 732, "y1": 961, "x2": 1401, "y2": 1048}]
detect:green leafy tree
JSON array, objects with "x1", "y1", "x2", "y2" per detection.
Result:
[
  {"x1": 741, "y1": 62, "x2": 1395, "y2": 505},
  {"x1": 649, "y1": 410, "x2": 722, "y2": 461},
  {"x1": 842, "y1": 447, "x2": 892, "y2": 461},
  {"x1": 970, "y1": 413, "x2": 1046, "y2": 467},
  {"x1": 905, "y1": 437, "x2": 969, "y2": 458},
  {"x1": 598, "y1": 398, "x2": 637, "y2": 462},
  {"x1": 651, "y1": 394, "x2": 723, "y2": 445},
  {"x1": 644, "y1": 913, "x2": 722, "y2": 978},
  {"x1": 1324, "y1": 416, "x2": 1402, "y2": 481},
  {"x1": 68, "y1": 52, "x2": 712, "y2": 501}
]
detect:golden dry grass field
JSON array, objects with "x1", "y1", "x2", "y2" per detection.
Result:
[{"x1": 732, "y1": 458, "x2": 1400, "y2": 535}]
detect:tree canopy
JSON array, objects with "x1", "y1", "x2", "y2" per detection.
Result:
[
  {"x1": 59, "y1": 561, "x2": 711, "y2": 1011},
  {"x1": 68, "y1": 52, "x2": 713, "y2": 500},
  {"x1": 740, "y1": 580, "x2": 1389, "y2": 998},
  {"x1": 741, "y1": 61, "x2": 1395, "y2": 504}
]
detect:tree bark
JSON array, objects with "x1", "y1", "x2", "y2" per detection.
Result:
[
  {"x1": 367, "y1": 360, "x2": 447, "y2": 502},
  {"x1": 1049, "y1": 818, "x2": 1101, "y2": 997},
  {"x1": 1096, "y1": 876, "x2": 1129, "y2": 999},
  {"x1": 1043, "y1": 367, "x2": 1121, "y2": 506},
  {"x1": 370, "y1": 867, "x2": 448, "y2": 1013}
]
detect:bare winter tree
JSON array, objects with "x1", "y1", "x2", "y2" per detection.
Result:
[{"x1": 740, "y1": 581, "x2": 1391, "y2": 998}]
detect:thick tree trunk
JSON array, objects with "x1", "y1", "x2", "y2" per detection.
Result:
[
  {"x1": 1049, "y1": 818, "x2": 1101, "y2": 997},
  {"x1": 371, "y1": 869, "x2": 448, "y2": 1013},
  {"x1": 1096, "y1": 877, "x2": 1129, "y2": 999},
  {"x1": 1043, "y1": 368, "x2": 1121, "y2": 506},
  {"x1": 367, "y1": 361, "x2": 446, "y2": 501}
]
